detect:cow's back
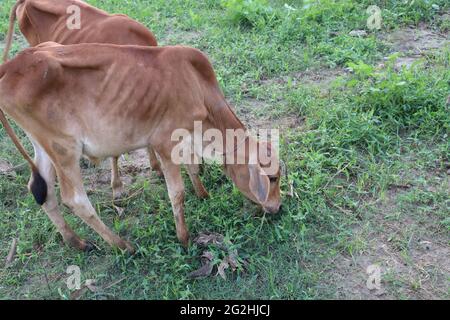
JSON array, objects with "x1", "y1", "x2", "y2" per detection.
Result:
[{"x1": 16, "y1": 0, "x2": 157, "y2": 47}]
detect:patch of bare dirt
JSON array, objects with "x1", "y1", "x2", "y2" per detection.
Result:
[
  {"x1": 327, "y1": 183, "x2": 449, "y2": 300},
  {"x1": 380, "y1": 25, "x2": 449, "y2": 69},
  {"x1": 17, "y1": 254, "x2": 116, "y2": 299},
  {"x1": 234, "y1": 98, "x2": 305, "y2": 131},
  {"x1": 259, "y1": 25, "x2": 449, "y2": 91},
  {"x1": 165, "y1": 30, "x2": 203, "y2": 45},
  {"x1": 383, "y1": 25, "x2": 448, "y2": 53},
  {"x1": 120, "y1": 149, "x2": 152, "y2": 172},
  {"x1": 161, "y1": 17, "x2": 203, "y2": 46},
  {"x1": 83, "y1": 149, "x2": 159, "y2": 196}
]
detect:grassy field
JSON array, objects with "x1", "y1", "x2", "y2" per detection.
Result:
[{"x1": 0, "y1": 0, "x2": 449, "y2": 299}]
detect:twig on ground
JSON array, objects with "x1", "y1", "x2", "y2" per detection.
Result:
[
  {"x1": 102, "y1": 277, "x2": 127, "y2": 290},
  {"x1": 5, "y1": 238, "x2": 18, "y2": 267},
  {"x1": 96, "y1": 186, "x2": 145, "y2": 206}
]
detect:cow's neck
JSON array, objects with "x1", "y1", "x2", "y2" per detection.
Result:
[
  {"x1": 209, "y1": 101, "x2": 246, "y2": 134},
  {"x1": 26, "y1": 13, "x2": 59, "y2": 44},
  {"x1": 203, "y1": 101, "x2": 251, "y2": 159}
]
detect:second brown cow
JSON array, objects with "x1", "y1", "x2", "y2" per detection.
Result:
[{"x1": 3, "y1": 0, "x2": 162, "y2": 199}]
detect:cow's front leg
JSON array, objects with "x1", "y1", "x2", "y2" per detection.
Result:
[
  {"x1": 159, "y1": 155, "x2": 189, "y2": 247},
  {"x1": 110, "y1": 156, "x2": 124, "y2": 200},
  {"x1": 30, "y1": 140, "x2": 91, "y2": 251},
  {"x1": 50, "y1": 146, "x2": 134, "y2": 252},
  {"x1": 186, "y1": 164, "x2": 209, "y2": 199}
]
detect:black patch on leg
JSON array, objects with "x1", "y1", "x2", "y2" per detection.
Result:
[{"x1": 30, "y1": 171, "x2": 47, "y2": 205}]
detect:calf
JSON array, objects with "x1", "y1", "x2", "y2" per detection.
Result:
[
  {"x1": 3, "y1": 0, "x2": 162, "y2": 199},
  {"x1": 0, "y1": 43, "x2": 281, "y2": 251}
]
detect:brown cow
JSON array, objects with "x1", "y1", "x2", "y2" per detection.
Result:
[
  {"x1": 0, "y1": 43, "x2": 281, "y2": 252},
  {"x1": 3, "y1": 0, "x2": 163, "y2": 200}
]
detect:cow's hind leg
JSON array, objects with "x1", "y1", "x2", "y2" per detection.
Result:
[
  {"x1": 110, "y1": 156, "x2": 124, "y2": 200},
  {"x1": 51, "y1": 145, "x2": 134, "y2": 252},
  {"x1": 186, "y1": 164, "x2": 209, "y2": 199},
  {"x1": 30, "y1": 140, "x2": 91, "y2": 251},
  {"x1": 112, "y1": 148, "x2": 162, "y2": 200},
  {"x1": 147, "y1": 147, "x2": 163, "y2": 177},
  {"x1": 158, "y1": 154, "x2": 189, "y2": 247}
]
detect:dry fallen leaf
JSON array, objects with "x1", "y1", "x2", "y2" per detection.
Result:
[
  {"x1": 217, "y1": 260, "x2": 229, "y2": 280},
  {"x1": 226, "y1": 250, "x2": 239, "y2": 271},
  {"x1": 193, "y1": 232, "x2": 225, "y2": 248},
  {"x1": 189, "y1": 233, "x2": 247, "y2": 280},
  {"x1": 102, "y1": 277, "x2": 127, "y2": 290},
  {"x1": 70, "y1": 287, "x2": 88, "y2": 300},
  {"x1": 85, "y1": 279, "x2": 98, "y2": 292},
  {"x1": 188, "y1": 262, "x2": 214, "y2": 279},
  {"x1": 113, "y1": 205, "x2": 125, "y2": 217},
  {"x1": 69, "y1": 279, "x2": 98, "y2": 300},
  {"x1": 188, "y1": 251, "x2": 214, "y2": 279}
]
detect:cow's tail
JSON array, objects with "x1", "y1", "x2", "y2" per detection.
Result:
[
  {"x1": 0, "y1": 109, "x2": 47, "y2": 205},
  {"x1": 3, "y1": 0, "x2": 25, "y2": 62},
  {"x1": 0, "y1": 0, "x2": 47, "y2": 205}
]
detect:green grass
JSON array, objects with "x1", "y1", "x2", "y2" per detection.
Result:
[{"x1": 0, "y1": 0, "x2": 449, "y2": 299}]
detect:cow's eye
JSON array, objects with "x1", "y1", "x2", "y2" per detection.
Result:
[{"x1": 269, "y1": 176, "x2": 278, "y2": 183}]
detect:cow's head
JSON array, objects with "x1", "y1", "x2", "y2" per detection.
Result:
[{"x1": 224, "y1": 138, "x2": 281, "y2": 214}]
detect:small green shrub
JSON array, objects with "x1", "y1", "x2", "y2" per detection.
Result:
[{"x1": 438, "y1": 14, "x2": 450, "y2": 32}]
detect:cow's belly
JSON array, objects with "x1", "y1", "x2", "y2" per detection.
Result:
[
  {"x1": 80, "y1": 123, "x2": 153, "y2": 159},
  {"x1": 82, "y1": 137, "x2": 149, "y2": 159}
]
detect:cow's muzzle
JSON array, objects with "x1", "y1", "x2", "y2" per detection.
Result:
[{"x1": 263, "y1": 204, "x2": 281, "y2": 214}]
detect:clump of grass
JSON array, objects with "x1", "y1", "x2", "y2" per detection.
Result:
[
  {"x1": 347, "y1": 53, "x2": 450, "y2": 132},
  {"x1": 360, "y1": 0, "x2": 450, "y2": 27},
  {"x1": 438, "y1": 14, "x2": 450, "y2": 32},
  {"x1": 221, "y1": 0, "x2": 277, "y2": 28},
  {"x1": 283, "y1": 50, "x2": 449, "y2": 220}
]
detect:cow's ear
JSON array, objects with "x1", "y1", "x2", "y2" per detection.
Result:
[{"x1": 249, "y1": 165, "x2": 270, "y2": 204}]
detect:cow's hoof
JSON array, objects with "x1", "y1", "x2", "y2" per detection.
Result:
[
  {"x1": 196, "y1": 190, "x2": 209, "y2": 200},
  {"x1": 153, "y1": 168, "x2": 164, "y2": 178},
  {"x1": 179, "y1": 234, "x2": 190, "y2": 249},
  {"x1": 83, "y1": 241, "x2": 97, "y2": 253},
  {"x1": 121, "y1": 241, "x2": 136, "y2": 254},
  {"x1": 112, "y1": 189, "x2": 125, "y2": 202},
  {"x1": 66, "y1": 236, "x2": 93, "y2": 252}
]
